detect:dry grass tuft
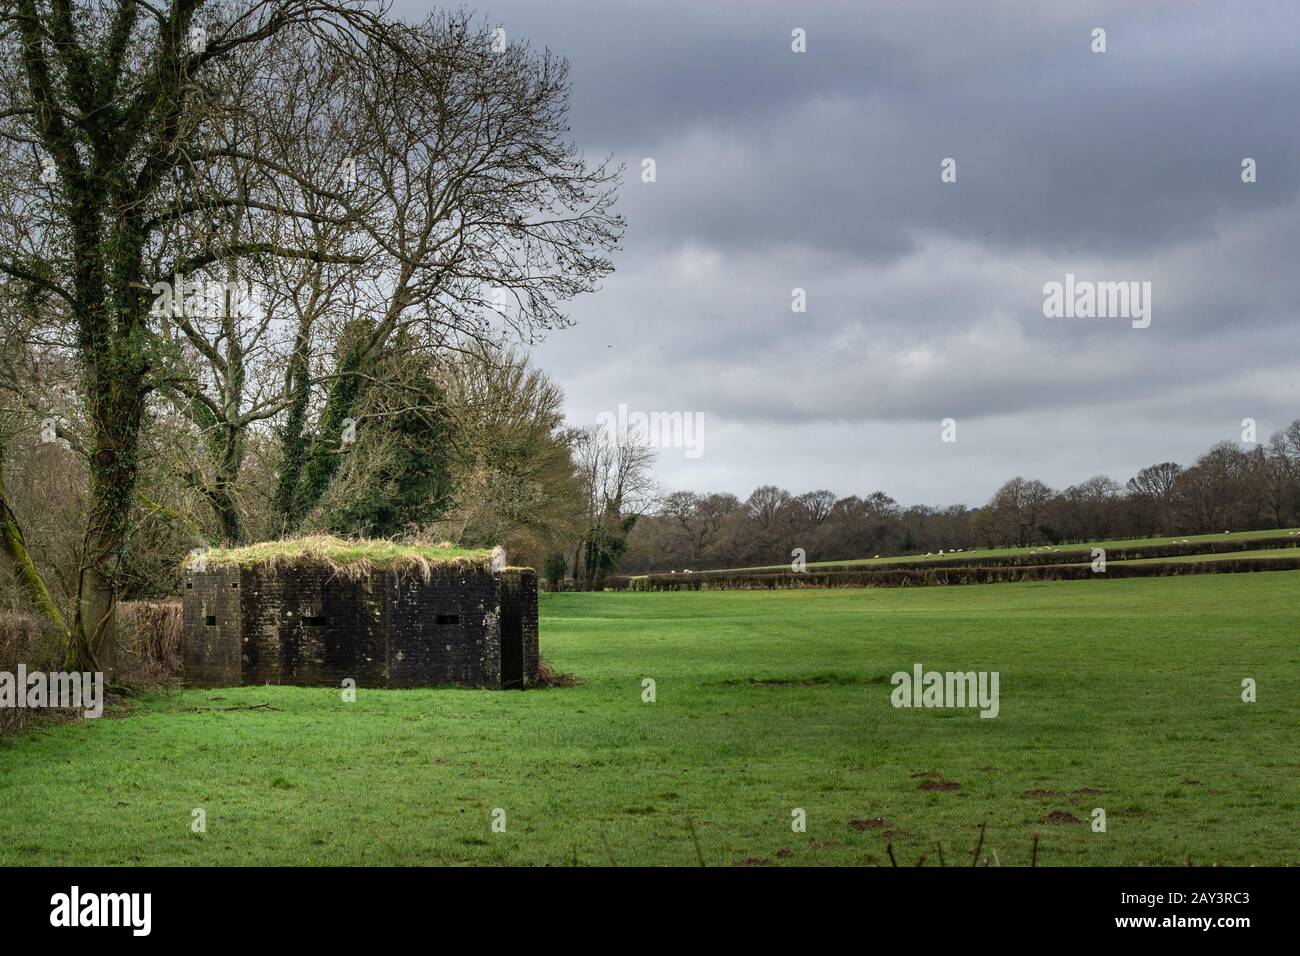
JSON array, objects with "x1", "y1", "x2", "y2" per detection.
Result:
[
  {"x1": 0, "y1": 612, "x2": 64, "y2": 736},
  {"x1": 533, "y1": 656, "x2": 578, "y2": 688},
  {"x1": 116, "y1": 600, "x2": 183, "y2": 686},
  {"x1": 190, "y1": 535, "x2": 495, "y2": 581}
]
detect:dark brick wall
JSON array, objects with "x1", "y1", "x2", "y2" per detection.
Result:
[
  {"x1": 240, "y1": 567, "x2": 388, "y2": 688},
  {"x1": 180, "y1": 564, "x2": 536, "y2": 690},
  {"x1": 386, "y1": 568, "x2": 500, "y2": 688},
  {"x1": 181, "y1": 568, "x2": 242, "y2": 687}
]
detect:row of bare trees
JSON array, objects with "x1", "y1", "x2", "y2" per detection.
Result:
[
  {"x1": 0, "y1": 2, "x2": 621, "y2": 676},
  {"x1": 620, "y1": 423, "x2": 1300, "y2": 572}
]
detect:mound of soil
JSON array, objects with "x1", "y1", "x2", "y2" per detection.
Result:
[
  {"x1": 1043, "y1": 810, "x2": 1082, "y2": 825},
  {"x1": 849, "y1": 817, "x2": 889, "y2": 831}
]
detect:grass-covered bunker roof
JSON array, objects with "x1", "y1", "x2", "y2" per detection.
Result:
[{"x1": 193, "y1": 536, "x2": 502, "y2": 580}]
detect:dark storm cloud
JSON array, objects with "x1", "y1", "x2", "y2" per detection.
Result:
[{"x1": 395, "y1": 0, "x2": 1300, "y2": 502}]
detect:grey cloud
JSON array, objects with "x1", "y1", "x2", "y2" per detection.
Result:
[{"x1": 397, "y1": 0, "x2": 1300, "y2": 503}]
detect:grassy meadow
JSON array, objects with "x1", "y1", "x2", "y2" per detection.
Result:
[
  {"x1": 705, "y1": 526, "x2": 1300, "y2": 574},
  {"x1": 1, "y1": 570, "x2": 1297, "y2": 866}
]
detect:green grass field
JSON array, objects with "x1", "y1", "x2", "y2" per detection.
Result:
[
  {"x1": 2, "y1": 571, "x2": 1297, "y2": 866},
  {"x1": 1118, "y1": 547, "x2": 1300, "y2": 564},
  {"x1": 1017, "y1": 547, "x2": 1300, "y2": 566},
  {"x1": 700, "y1": 527, "x2": 1300, "y2": 574}
]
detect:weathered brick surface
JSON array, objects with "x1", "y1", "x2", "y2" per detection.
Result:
[
  {"x1": 240, "y1": 566, "x2": 387, "y2": 687},
  {"x1": 386, "y1": 569, "x2": 500, "y2": 688},
  {"x1": 180, "y1": 569, "x2": 242, "y2": 686},
  {"x1": 180, "y1": 564, "x2": 536, "y2": 690}
]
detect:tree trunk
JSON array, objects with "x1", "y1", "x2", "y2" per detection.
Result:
[
  {"x1": 0, "y1": 460, "x2": 69, "y2": 639},
  {"x1": 214, "y1": 487, "x2": 241, "y2": 546},
  {"x1": 277, "y1": 327, "x2": 371, "y2": 533},
  {"x1": 67, "y1": 342, "x2": 148, "y2": 679},
  {"x1": 271, "y1": 347, "x2": 311, "y2": 535},
  {"x1": 69, "y1": 559, "x2": 116, "y2": 676},
  {"x1": 212, "y1": 421, "x2": 246, "y2": 546}
]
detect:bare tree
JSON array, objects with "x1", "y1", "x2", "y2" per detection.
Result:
[
  {"x1": 271, "y1": 12, "x2": 623, "y2": 533},
  {"x1": 1126, "y1": 462, "x2": 1183, "y2": 536},
  {"x1": 571, "y1": 424, "x2": 658, "y2": 585},
  {"x1": 976, "y1": 477, "x2": 1055, "y2": 547},
  {"x1": 0, "y1": 2, "x2": 621, "y2": 673},
  {"x1": 1174, "y1": 442, "x2": 1249, "y2": 533},
  {"x1": 795, "y1": 489, "x2": 836, "y2": 526}
]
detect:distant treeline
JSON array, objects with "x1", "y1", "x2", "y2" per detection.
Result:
[{"x1": 617, "y1": 421, "x2": 1300, "y2": 575}]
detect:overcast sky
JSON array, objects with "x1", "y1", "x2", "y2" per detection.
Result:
[{"x1": 398, "y1": 0, "x2": 1300, "y2": 506}]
